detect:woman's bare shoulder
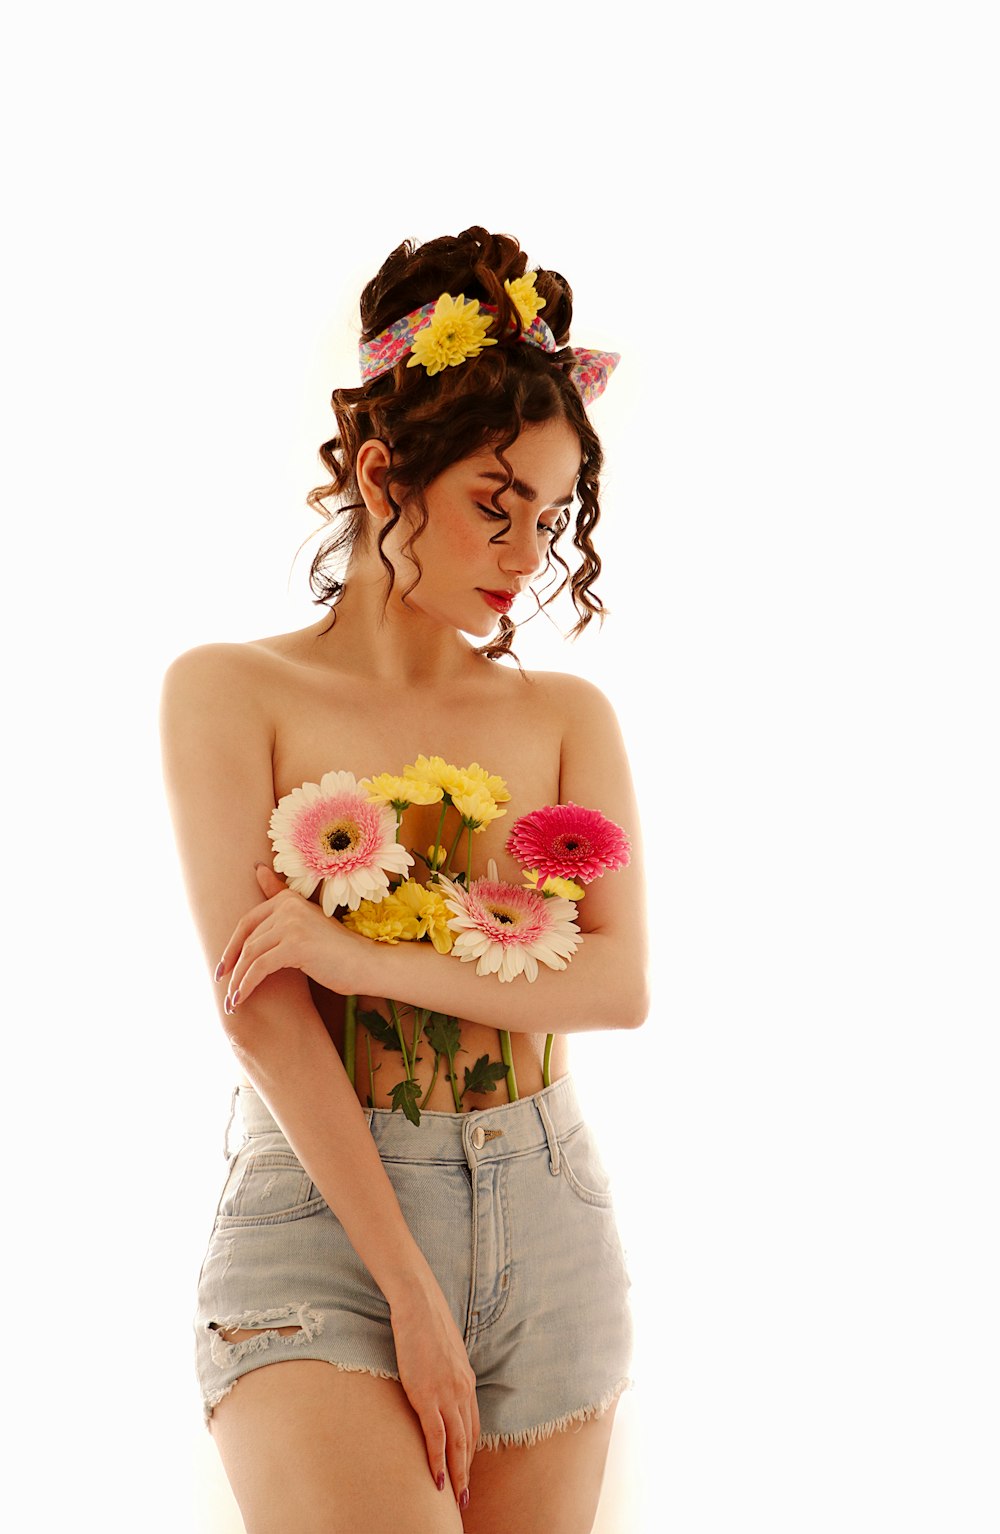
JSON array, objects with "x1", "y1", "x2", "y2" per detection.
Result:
[
  {"x1": 516, "y1": 666, "x2": 616, "y2": 719},
  {"x1": 160, "y1": 631, "x2": 305, "y2": 698}
]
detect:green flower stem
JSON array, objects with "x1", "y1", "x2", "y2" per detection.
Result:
[
  {"x1": 542, "y1": 1032, "x2": 554, "y2": 1088},
  {"x1": 466, "y1": 825, "x2": 474, "y2": 886},
  {"x1": 419, "y1": 1050, "x2": 440, "y2": 1109},
  {"x1": 444, "y1": 821, "x2": 464, "y2": 872},
  {"x1": 500, "y1": 1029, "x2": 519, "y2": 1101},
  {"x1": 447, "y1": 1044, "x2": 462, "y2": 1111},
  {"x1": 366, "y1": 1030, "x2": 377, "y2": 1109},
  {"x1": 387, "y1": 999, "x2": 412, "y2": 1078},
  {"x1": 410, "y1": 1006, "x2": 424, "y2": 1066},
  {"x1": 344, "y1": 993, "x2": 357, "y2": 1087}
]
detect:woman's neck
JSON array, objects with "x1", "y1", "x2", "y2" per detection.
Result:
[{"x1": 301, "y1": 559, "x2": 487, "y2": 689}]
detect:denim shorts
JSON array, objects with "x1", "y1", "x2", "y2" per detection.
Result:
[{"x1": 194, "y1": 1072, "x2": 634, "y2": 1451}]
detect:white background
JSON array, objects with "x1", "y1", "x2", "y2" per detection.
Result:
[{"x1": 4, "y1": 3, "x2": 997, "y2": 1530}]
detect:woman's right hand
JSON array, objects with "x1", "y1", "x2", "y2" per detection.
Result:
[{"x1": 389, "y1": 1275, "x2": 479, "y2": 1507}]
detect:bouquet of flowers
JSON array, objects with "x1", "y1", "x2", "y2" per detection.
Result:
[{"x1": 267, "y1": 754, "x2": 630, "y2": 1126}]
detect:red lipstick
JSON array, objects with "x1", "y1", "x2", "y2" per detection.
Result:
[{"x1": 478, "y1": 589, "x2": 516, "y2": 614}]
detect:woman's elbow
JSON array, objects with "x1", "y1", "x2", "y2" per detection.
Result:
[
  {"x1": 621, "y1": 967, "x2": 651, "y2": 1030},
  {"x1": 623, "y1": 992, "x2": 651, "y2": 1030},
  {"x1": 589, "y1": 966, "x2": 649, "y2": 1032}
]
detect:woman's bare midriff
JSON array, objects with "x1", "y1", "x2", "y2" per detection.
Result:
[{"x1": 237, "y1": 630, "x2": 572, "y2": 1112}]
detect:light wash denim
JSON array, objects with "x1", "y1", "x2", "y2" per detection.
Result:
[{"x1": 194, "y1": 1072, "x2": 634, "y2": 1450}]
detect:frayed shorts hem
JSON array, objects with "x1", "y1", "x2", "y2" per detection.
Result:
[
  {"x1": 202, "y1": 1353, "x2": 401, "y2": 1428},
  {"x1": 203, "y1": 1355, "x2": 633, "y2": 1453},
  {"x1": 474, "y1": 1375, "x2": 634, "y2": 1452}
]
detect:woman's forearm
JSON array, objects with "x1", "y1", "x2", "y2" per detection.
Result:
[
  {"x1": 355, "y1": 927, "x2": 649, "y2": 1034},
  {"x1": 222, "y1": 976, "x2": 440, "y2": 1310}
]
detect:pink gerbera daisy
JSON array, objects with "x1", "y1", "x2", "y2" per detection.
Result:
[
  {"x1": 505, "y1": 802, "x2": 631, "y2": 884},
  {"x1": 439, "y1": 859, "x2": 581, "y2": 982},
  {"x1": 268, "y1": 769, "x2": 413, "y2": 914}
]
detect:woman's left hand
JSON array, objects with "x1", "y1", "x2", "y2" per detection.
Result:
[{"x1": 217, "y1": 863, "x2": 364, "y2": 1011}]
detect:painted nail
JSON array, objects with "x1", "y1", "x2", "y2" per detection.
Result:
[
  {"x1": 436, "y1": 1472, "x2": 445, "y2": 1491},
  {"x1": 214, "y1": 960, "x2": 225, "y2": 981},
  {"x1": 223, "y1": 994, "x2": 232, "y2": 1015},
  {"x1": 231, "y1": 988, "x2": 240, "y2": 1008},
  {"x1": 459, "y1": 1488, "x2": 469, "y2": 1510}
]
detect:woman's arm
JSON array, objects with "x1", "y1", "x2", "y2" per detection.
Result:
[
  {"x1": 161, "y1": 642, "x2": 480, "y2": 1501},
  {"x1": 221, "y1": 670, "x2": 651, "y2": 1035}
]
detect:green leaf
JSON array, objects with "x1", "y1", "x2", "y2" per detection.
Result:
[
  {"x1": 462, "y1": 1055, "x2": 509, "y2": 1097},
  {"x1": 357, "y1": 1010, "x2": 401, "y2": 1050},
  {"x1": 390, "y1": 1077, "x2": 423, "y2": 1127},
  {"x1": 424, "y1": 1012, "x2": 462, "y2": 1058}
]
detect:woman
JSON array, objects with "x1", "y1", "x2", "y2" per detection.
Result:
[{"x1": 160, "y1": 226, "x2": 649, "y2": 1534}]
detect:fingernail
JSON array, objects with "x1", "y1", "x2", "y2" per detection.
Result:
[
  {"x1": 214, "y1": 960, "x2": 224, "y2": 981},
  {"x1": 459, "y1": 1488, "x2": 469, "y2": 1510},
  {"x1": 231, "y1": 988, "x2": 240, "y2": 1008},
  {"x1": 223, "y1": 994, "x2": 232, "y2": 1015},
  {"x1": 435, "y1": 1472, "x2": 445, "y2": 1491}
]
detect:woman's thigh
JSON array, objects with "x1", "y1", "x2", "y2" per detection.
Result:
[
  {"x1": 464, "y1": 1398, "x2": 619, "y2": 1534},
  {"x1": 210, "y1": 1359, "x2": 464, "y2": 1534}
]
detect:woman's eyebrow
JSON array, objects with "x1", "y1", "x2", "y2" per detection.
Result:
[{"x1": 476, "y1": 470, "x2": 574, "y2": 508}]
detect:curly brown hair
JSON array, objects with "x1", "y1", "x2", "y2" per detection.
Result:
[{"x1": 305, "y1": 226, "x2": 607, "y2": 663}]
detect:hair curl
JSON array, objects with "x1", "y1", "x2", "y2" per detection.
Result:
[{"x1": 304, "y1": 226, "x2": 606, "y2": 663}]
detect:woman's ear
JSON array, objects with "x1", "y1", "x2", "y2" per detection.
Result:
[{"x1": 356, "y1": 438, "x2": 394, "y2": 520}]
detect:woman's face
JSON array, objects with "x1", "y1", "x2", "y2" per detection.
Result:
[{"x1": 389, "y1": 415, "x2": 582, "y2": 638}]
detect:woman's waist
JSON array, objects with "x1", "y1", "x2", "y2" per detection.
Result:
[
  {"x1": 231, "y1": 1067, "x2": 585, "y2": 1161},
  {"x1": 236, "y1": 989, "x2": 569, "y2": 1118}
]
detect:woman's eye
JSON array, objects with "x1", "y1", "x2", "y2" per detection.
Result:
[{"x1": 476, "y1": 502, "x2": 506, "y2": 522}]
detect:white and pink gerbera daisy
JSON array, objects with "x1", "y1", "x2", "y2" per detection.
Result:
[
  {"x1": 439, "y1": 859, "x2": 581, "y2": 982},
  {"x1": 505, "y1": 802, "x2": 631, "y2": 885},
  {"x1": 268, "y1": 770, "x2": 413, "y2": 914}
]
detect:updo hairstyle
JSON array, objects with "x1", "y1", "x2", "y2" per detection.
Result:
[{"x1": 306, "y1": 226, "x2": 606, "y2": 661}]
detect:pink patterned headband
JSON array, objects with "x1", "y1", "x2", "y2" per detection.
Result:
[{"x1": 358, "y1": 277, "x2": 620, "y2": 407}]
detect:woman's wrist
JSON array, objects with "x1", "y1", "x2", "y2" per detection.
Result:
[
  {"x1": 382, "y1": 1249, "x2": 446, "y2": 1316},
  {"x1": 326, "y1": 917, "x2": 383, "y2": 997}
]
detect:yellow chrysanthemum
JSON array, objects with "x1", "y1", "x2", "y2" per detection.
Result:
[
  {"x1": 361, "y1": 772, "x2": 443, "y2": 810},
  {"x1": 452, "y1": 781, "x2": 507, "y2": 832},
  {"x1": 426, "y1": 843, "x2": 447, "y2": 870},
  {"x1": 462, "y1": 761, "x2": 511, "y2": 803},
  {"x1": 407, "y1": 293, "x2": 497, "y2": 376},
  {"x1": 504, "y1": 271, "x2": 545, "y2": 327},
  {"x1": 403, "y1": 756, "x2": 510, "y2": 815},
  {"x1": 342, "y1": 894, "x2": 420, "y2": 944},
  {"x1": 523, "y1": 869, "x2": 587, "y2": 901},
  {"x1": 403, "y1": 755, "x2": 466, "y2": 800},
  {"x1": 393, "y1": 878, "x2": 455, "y2": 954}
]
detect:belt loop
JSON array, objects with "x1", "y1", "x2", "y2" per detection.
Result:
[
  {"x1": 222, "y1": 1085, "x2": 240, "y2": 1160},
  {"x1": 535, "y1": 1094, "x2": 561, "y2": 1176}
]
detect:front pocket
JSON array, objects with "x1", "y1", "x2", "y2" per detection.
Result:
[
  {"x1": 557, "y1": 1124, "x2": 616, "y2": 1208},
  {"x1": 215, "y1": 1151, "x2": 326, "y2": 1228}
]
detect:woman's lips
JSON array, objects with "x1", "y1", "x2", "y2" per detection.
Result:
[{"x1": 478, "y1": 589, "x2": 515, "y2": 614}]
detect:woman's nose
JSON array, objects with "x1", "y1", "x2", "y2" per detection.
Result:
[{"x1": 499, "y1": 524, "x2": 543, "y2": 577}]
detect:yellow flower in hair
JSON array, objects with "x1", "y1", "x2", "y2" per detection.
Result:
[
  {"x1": 504, "y1": 271, "x2": 545, "y2": 327},
  {"x1": 407, "y1": 293, "x2": 497, "y2": 376}
]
